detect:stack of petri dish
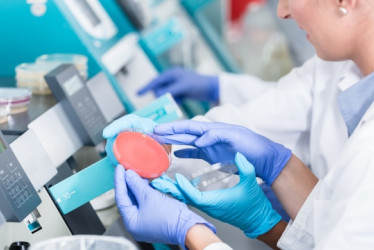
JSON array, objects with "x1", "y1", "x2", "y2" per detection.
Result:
[
  {"x1": 36, "y1": 54, "x2": 88, "y2": 80},
  {"x1": 0, "y1": 88, "x2": 32, "y2": 123},
  {"x1": 15, "y1": 62, "x2": 60, "y2": 95}
]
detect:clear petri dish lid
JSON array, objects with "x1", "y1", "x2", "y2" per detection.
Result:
[
  {"x1": 113, "y1": 128, "x2": 171, "y2": 179},
  {"x1": 36, "y1": 53, "x2": 88, "y2": 67},
  {"x1": 0, "y1": 88, "x2": 32, "y2": 106},
  {"x1": 15, "y1": 61, "x2": 61, "y2": 76}
]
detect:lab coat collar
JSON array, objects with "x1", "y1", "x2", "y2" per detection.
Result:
[
  {"x1": 337, "y1": 61, "x2": 363, "y2": 91},
  {"x1": 337, "y1": 71, "x2": 374, "y2": 136}
]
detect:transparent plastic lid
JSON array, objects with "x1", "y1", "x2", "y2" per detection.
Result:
[
  {"x1": 16, "y1": 62, "x2": 61, "y2": 77},
  {"x1": 113, "y1": 130, "x2": 171, "y2": 179},
  {"x1": 0, "y1": 88, "x2": 32, "y2": 106},
  {"x1": 36, "y1": 54, "x2": 88, "y2": 69}
]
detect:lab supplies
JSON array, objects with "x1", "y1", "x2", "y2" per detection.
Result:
[
  {"x1": 15, "y1": 62, "x2": 59, "y2": 95},
  {"x1": 0, "y1": 88, "x2": 32, "y2": 123},
  {"x1": 36, "y1": 54, "x2": 88, "y2": 80}
]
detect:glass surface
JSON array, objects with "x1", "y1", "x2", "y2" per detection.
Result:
[{"x1": 63, "y1": 75, "x2": 84, "y2": 97}]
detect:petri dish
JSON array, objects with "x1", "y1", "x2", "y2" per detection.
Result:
[
  {"x1": 0, "y1": 88, "x2": 32, "y2": 116},
  {"x1": 113, "y1": 130, "x2": 171, "y2": 179},
  {"x1": 189, "y1": 161, "x2": 238, "y2": 189},
  {"x1": 36, "y1": 54, "x2": 88, "y2": 80},
  {"x1": 0, "y1": 105, "x2": 9, "y2": 124},
  {"x1": 15, "y1": 62, "x2": 60, "y2": 95},
  {"x1": 30, "y1": 235, "x2": 137, "y2": 250},
  {"x1": 166, "y1": 155, "x2": 239, "y2": 191}
]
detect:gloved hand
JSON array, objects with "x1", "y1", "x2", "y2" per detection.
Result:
[
  {"x1": 115, "y1": 166, "x2": 216, "y2": 248},
  {"x1": 103, "y1": 114, "x2": 157, "y2": 166},
  {"x1": 154, "y1": 120, "x2": 292, "y2": 185},
  {"x1": 151, "y1": 153, "x2": 281, "y2": 238},
  {"x1": 137, "y1": 67, "x2": 219, "y2": 103}
]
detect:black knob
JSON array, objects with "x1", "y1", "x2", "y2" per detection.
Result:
[{"x1": 9, "y1": 241, "x2": 30, "y2": 250}]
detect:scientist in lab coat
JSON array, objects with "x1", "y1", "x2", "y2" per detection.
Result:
[{"x1": 105, "y1": 0, "x2": 374, "y2": 248}]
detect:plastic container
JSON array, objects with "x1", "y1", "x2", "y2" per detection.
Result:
[
  {"x1": 113, "y1": 129, "x2": 171, "y2": 179},
  {"x1": 0, "y1": 105, "x2": 9, "y2": 124},
  {"x1": 30, "y1": 235, "x2": 137, "y2": 250},
  {"x1": 0, "y1": 88, "x2": 32, "y2": 123},
  {"x1": 15, "y1": 62, "x2": 60, "y2": 95},
  {"x1": 188, "y1": 160, "x2": 238, "y2": 189},
  {"x1": 166, "y1": 155, "x2": 239, "y2": 191},
  {"x1": 36, "y1": 54, "x2": 88, "y2": 80}
]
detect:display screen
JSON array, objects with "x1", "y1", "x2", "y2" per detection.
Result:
[
  {"x1": 63, "y1": 75, "x2": 84, "y2": 97},
  {"x1": 76, "y1": 0, "x2": 101, "y2": 26},
  {"x1": 0, "y1": 137, "x2": 6, "y2": 154}
]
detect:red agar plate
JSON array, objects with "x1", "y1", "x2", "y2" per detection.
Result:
[{"x1": 113, "y1": 131, "x2": 170, "y2": 179}]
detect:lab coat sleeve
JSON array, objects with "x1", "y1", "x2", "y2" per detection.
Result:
[
  {"x1": 277, "y1": 182, "x2": 321, "y2": 249},
  {"x1": 203, "y1": 56, "x2": 318, "y2": 164},
  {"x1": 219, "y1": 72, "x2": 276, "y2": 106},
  {"x1": 203, "y1": 242, "x2": 233, "y2": 250},
  {"x1": 278, "y1": 106, "x2": 374, "y2": 249}
]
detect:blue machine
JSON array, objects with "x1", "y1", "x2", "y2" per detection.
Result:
[{"x1": 0, "y1": 0, "x2": 236, "y2": 116}]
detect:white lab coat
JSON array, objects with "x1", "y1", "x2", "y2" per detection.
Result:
[
  {"x1": 202, "y1": 55, "x2": 362, "y2": 179},
  {"x1": 194, "y1": 55, "x2": 373, "y2": 248},
  {"x1": 278, "y1": 95, "x2": 374, "y2": 249}
]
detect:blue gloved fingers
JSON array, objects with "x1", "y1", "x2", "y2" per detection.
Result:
[
  {"x1": 137, "y1": 67, "x2": 182, "y2": 95},
  {"x1": 154, "y1": 120, "x2": 210, "y2": 136},
  {"x1": 114, "y1": 166, "x2": 135, "y2": 208},
  {"x1": 174, "y1": 173, "x2": 207, "y2": 206},
  {"x1": 234, "y1": 153, "x2": 256, "y2": 180},
  {"x1": 151, "y1": 177, "x2": 188, "y2": 203},
  {"x1": 160, "y1": 80, "x2": 189, "y2": 98},
  {"x1": 105, "y1": 137, "x2": 119, "y2": 166},
  {"x1": 173, "y1": 148, "x2": 213, "y2": 164},
  {"x1": 194, "y1": 127, "x2": 243, "y2": 148},
  {"x1": 157, "y1": 134, "x2": 198, "y2": 145},
  {"x1": 103, "y1": 114, "x2": 157, "y2": 138},
  {"x1": 174, "y1": 148, "x2": 200, "y2": 158},
  {"x1": 155, "y1": 120, "x2": 231, "y2": 137},
  {"x1": 124, "y1": 170, "x2": 152, "y2": 206}
]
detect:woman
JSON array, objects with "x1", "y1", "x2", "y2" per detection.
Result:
[{"x1": 107, "y1": 0, "x2": 374, "y2": 248}]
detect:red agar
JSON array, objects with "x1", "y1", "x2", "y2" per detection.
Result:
[{"x1": 113, "y1": 131, "x2": 170, "y2": 179}]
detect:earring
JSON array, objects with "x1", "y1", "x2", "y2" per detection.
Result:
[{"x1": 338, "y1": 6, "x2": 348, "y2": 15}]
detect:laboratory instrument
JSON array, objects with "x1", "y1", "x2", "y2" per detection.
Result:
[
  {"x1": 44, "y1": 64, "x2": 107, "y2": 146},
  {"x1": 0, "y1": 130, "x2": 41, "y2": 231}
]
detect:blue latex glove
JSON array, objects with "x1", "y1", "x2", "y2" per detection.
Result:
[
  {"x1": 115, "y1": 166, "x2": 216, "y2": 248},
  {"x1": 137, "y1": 67, "x2": 219, "y2": 103},
  {"x1": 151, "y1": 153, "x2": 281, "y2": 238},
  {"x1": 102, "y1": 114, "x2": 157, "y2": 166},
  {"x1": 154, "y1": 120, "x2": 292, "y2": 185}
]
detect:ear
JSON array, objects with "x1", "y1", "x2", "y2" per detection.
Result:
[{"x1": 338, "y1": 0, "x2": 358, "y2": 9}]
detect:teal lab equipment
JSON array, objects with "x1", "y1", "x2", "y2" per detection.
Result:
[
  {"x1": 133, "y1": 93, "x2": 183, "y2": 124},
  {"x1": 0, "y1": 0, "x2": 149, "y2": 113},
  {"x1": 49, "y1": 157, "x2": 114, "y2": 214},
  {"x1": 50, "y1": 93, "x2": 182, "y2": 214},
  {"x1": 0, "y1": 1, "x2": 96, "y2": 86},
  {"x1": 0, "y1": 0, "x2": 234, "y2": 116}
]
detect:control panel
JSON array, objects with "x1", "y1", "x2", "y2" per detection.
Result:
[
  {"x1": 0, "y1": 130, "x2": 41, "y2": 223},
  {"x1": 44, "y1": 64, "x2": 108, "y2": 146}
]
